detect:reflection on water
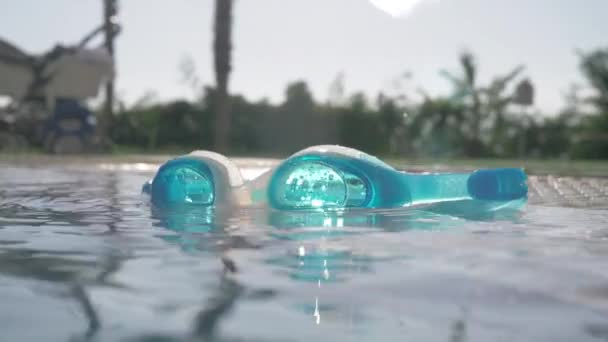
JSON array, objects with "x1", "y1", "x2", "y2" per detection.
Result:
[{"x1": 0, "y1": 160, "x2": 608, "y2": 341}]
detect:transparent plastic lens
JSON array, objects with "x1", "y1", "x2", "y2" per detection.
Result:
[
  {"x1": 163, "y1": 166, "x2": 214, "y2": 205},
  {"x1": 343, "y1": 172, "x2": 367, "y2": 207},
  {"x1": 274, "y1": 162, "x2": 368, "y2": 209}
]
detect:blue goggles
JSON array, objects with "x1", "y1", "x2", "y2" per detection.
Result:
[{"x1": 144, "y1": 145, "x2": 527, "y2": 210}]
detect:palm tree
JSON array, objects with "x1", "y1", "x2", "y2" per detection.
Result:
[
  {"x1": 575, "y1": 48, "x2": 608, "y2": 158},
  {"x1": 440, "y1": 51, "x2": 524, "y2": 156},
  {"x1": 580, "y1": 48, "x2": 608, "y2": 115},
  {"x1": 213, "y1": 0, "x2": 234, "y2": 152},
  {"x1": 440, "y1": 52, "x2": 482, "y2": 142}
]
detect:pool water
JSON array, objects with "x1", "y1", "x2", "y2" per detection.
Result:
[{"x1": 1, "y1": 157, "x2": 608, "y2": 342}]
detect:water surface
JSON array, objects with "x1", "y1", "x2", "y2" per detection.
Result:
[{"x1": 1, "y1": 157, "x2": 608, "y2": 342}]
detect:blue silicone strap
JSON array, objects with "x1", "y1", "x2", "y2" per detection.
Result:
[{"x1": 267, "y1": 153, "x2": 528, "y2": 209}]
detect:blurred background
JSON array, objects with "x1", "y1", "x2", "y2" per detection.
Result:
[{"x1": 1, "y1": 0, "x2": 607, "y2": 160}]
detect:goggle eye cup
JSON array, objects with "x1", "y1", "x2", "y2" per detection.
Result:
[
  {"x1": 151, "y1": 164, "x2": 215, "y2": 207},
  {"x1": 269, "y1": 161, "x2": 369, "y2": 210}
]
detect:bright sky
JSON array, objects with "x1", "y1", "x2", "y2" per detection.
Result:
[{"x1": 1, "y1": 0, "x2": 607, "y2": 113}]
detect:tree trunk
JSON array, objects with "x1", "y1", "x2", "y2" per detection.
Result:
[
  {"x1": 100, "y1": 0, "x2": 117, "y2": 148},
  {"x1": 213, "y1": 0, "x2": 233, "y2": 153}
]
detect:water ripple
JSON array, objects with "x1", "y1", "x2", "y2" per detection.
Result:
[{"x1": 0, "y1": 160, "x2": 607, "y2": 341}]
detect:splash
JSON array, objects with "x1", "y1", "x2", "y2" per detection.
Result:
[{"x1": 369, "y1": 0, "x2": 432, "y2": 17}]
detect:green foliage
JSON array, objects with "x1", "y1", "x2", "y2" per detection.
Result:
[
  {"x1": 580, "y1": 48, "x2": 608, "y2": 113},
  {"x1": 574, "y1": 48, "x2": 608, "y2": 158},
  {"x1": 109, "y1": 50, "x2": 608, "y2": 159},
  {"x1": 410, "y1": 97, "x2": 467, "y2": 157},
  {"x1": 112, "y1": 100, "x2": 209, "y2": 150}
]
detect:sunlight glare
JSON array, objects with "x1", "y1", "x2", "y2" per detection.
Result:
[{"x1": 369, "y1": 0, "x2": 431, "y2": 17}]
